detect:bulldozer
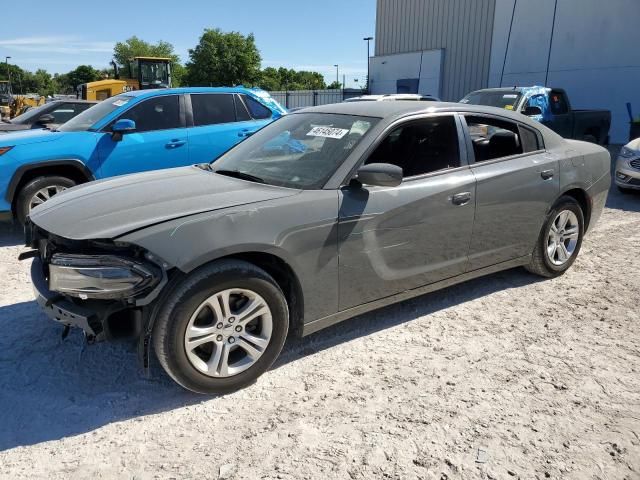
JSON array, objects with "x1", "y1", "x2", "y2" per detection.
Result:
[
  {"x1": 0, "y1": 81, "x2": 45, "y2": 120},
  {"x1": 78, "y1": 57, "x2": 172, "y2": 101}
]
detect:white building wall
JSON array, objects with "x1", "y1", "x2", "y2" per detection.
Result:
[
  {"x1": 489, "y1": 0, "x2": 640, "y2": 144},
  {"x1": 369, "y1": 49, "x2": 443, "y2": 97}
]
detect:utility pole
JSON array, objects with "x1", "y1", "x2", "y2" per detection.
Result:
[
  {"x1": 334, "y1": 64, "x2": 339, "y2": 87},
  {"x1": 5, "y1": 57, "x2": 11, "y2": 86},
  {"x1": 363, "y1": 37, "x2": 373, "y2": 93}
]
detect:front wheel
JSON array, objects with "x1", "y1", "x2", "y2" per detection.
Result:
[
  {"x1": 526, "y1": 196, "x2": 585, "y2": 278},
  {"x1": 15, "y1": 175, "x2": 76, "y2": 224},
  {"x1": 153, "y1": 260, "x2": 289, "y2": 394}
]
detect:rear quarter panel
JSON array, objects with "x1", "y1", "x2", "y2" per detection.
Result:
[{"x1": 559, "y1": 139, "x2": 611, "y2": 231}]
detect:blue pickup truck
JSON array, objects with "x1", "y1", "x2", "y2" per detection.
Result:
[
  {"x1": 461, "y1": 86, "x2": 611, "y2": 145},
  {"x1": 0, "y1": 87, "x2": 286, "y2": 223}
]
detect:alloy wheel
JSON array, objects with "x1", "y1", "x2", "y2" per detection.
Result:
[
  {"x1": 29, "y1": 185, "x2": 68, "y2": 211},
  {"x1": 184, "y1": 288, "x2": 273, "y2": 378},
  {"x1": 546, "y1": 210, "x2": 580, "y2": 266}
]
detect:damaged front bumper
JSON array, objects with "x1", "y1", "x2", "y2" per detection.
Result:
[
  {"x1": 27, "y1": 224, "x2": 169, "y2": 342},
  {"x1": 32, "y1": 257, "x2": 102, "y2": 337}
]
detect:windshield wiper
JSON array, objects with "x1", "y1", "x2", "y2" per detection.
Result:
[{"x1": 215, "y1": 169, "x2": 265, "y2": 184}]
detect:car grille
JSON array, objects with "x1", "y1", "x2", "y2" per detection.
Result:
[{"x1": 630, "y1": 158, "x2": 640, "y2": 170}]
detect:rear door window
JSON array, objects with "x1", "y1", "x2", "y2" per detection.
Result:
[
  {"x1": 234, "y1": 94, "x2": 251, "y2": 121},
  {"x1": 519, "y1": 126, "x2": 542, "y2": 152},
  {"x1": 191, "y1": 93, "x2": 236, "y2": 126},
  {"x1": 465, "y1": 115, "x2": 523, "y2": 162}
]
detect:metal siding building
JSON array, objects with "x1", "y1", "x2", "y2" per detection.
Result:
[
  {"x1": 372, "y1": 0, "x2": 640, "y2": 143},
  {"x1": 373, "y1": 0, "x2": 496, "y2": 102}
]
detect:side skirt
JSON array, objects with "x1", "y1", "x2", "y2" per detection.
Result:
[{"x1": 301, "y1": 255, "x2": 531, "y2": 336}]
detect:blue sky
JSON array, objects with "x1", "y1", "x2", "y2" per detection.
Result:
[{"x1": 0, "y1": 0, "x2": 376, "y2": 88}]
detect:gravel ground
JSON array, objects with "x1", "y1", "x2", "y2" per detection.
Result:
[{"x1": 0, "y1": 168, "x2": 639, "y2": 480}]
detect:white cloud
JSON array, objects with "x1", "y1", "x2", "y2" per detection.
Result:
[{"x1": 0, "y1": 36, "x2": 114, "y2": 55}]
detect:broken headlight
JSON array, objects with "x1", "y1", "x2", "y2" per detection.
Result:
[{"x1": 48, "y1": 253, "x2": 161, "y2": 300}]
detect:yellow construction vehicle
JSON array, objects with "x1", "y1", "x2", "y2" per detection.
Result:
[
  {"x1": 0, "y1": 81, "x2": 45, "y2": 119},
  {"x1": 78, "y1": 57, "x2": 172, "y2": 101},
  {"x1": 0, "y1": 81, "x2": 12, "y2": 119}
]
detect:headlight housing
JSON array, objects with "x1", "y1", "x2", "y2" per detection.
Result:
[
  {"x1": 619, "y1": 146, "x2": 637, "y2": 159},
  {"x1": 0, "y1": 146, "x2": 14, "y2": 156},
  {"x1": 48, "y1": 253, "x2": 161, "y2": 300}
]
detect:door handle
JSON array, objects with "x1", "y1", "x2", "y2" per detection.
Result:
[
  {"x1": 451, "y1": 192, "x2": 471, "y2": 206},
  {"x1": 540, "y1": 169, "x2": 554, "y2": 180},
  {"x1": 165, "y1": 140, "x2": 186, "y2": 149}
]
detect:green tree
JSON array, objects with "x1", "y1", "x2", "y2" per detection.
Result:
[
  {"x1": 185, "y1": 28, "x2": 261, "y2": 87},
  {"x1": 113, "y1": 36, "x2": 179, "y2": 67},
  {"x1": 327, "y1": 80, "x2": 342, "y2": 90},
  {"x1": 65, "y1": 65, "x2": 101, "y2": 90},
  {"x1": 257, "y1": 67, "x2": 326, "y2": 91}
]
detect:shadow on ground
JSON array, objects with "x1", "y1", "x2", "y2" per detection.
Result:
[
  {"x1": 0, "y1": 222, "x2": 23, "y2": 247},
  {"x1": 0, "y1": 265, "x2": 539, "y2": 452}
]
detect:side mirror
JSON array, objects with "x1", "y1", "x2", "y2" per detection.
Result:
[
  {"x1": 523, "y1": 106, "x2": 542, "y2": 116},
  {"x1": 355, "y1": 163, "x2": 403, "y2": 187},
  {"x1": 111, "y1": 119, "x2": 136, "y2": 142},
  {"x1": 36, "y1": 114, "x2": 55, "y2": 125}
]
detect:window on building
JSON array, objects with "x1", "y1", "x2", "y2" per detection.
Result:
[
  {"x1": 465, "y1": 115, "x2": 523, "y2": 162},
  {"x1": 365, "y1": 115, "x2": 460, "y2": 178}
]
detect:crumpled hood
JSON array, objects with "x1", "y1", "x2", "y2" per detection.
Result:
[{"x1": 29, "y1": 165, "x2": 300, "y2": 240}]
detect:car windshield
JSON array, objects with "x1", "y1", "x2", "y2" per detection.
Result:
[
  {"x1": 461, "y1": 91, "x2": 523, "y2": 110},
  {"x1": 212, "y1": 113, "x2": 379, "y2": 189},
  {"x1": 58, "y1": 96, "x2": 132, "y2": 132},
  {"x1": 9, "y1": 102, "x2": 52, "y2": 124}
]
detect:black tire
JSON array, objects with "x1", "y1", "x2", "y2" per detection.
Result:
[
  {"x1": 153, "y1": 259, "x2": 289, "y2": 394},
  {"x1": 525, "y1": 196, "x2": 585, "y2": 278},
  {"x1": 15, "y1": 175, "x2": 76, "y2": 224}
]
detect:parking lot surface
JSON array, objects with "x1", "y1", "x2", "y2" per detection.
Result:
[{"x1": 0, "y1": 178, "x2": 638, "y2": 479}]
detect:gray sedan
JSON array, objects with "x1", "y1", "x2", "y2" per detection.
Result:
[{"x1": 25, "y1": 101, "x2": 611, "y2": 394}]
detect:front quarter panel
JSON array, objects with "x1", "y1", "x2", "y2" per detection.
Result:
[{"x1": 118, "y1": 190, "x2": 340, "y2": 322}]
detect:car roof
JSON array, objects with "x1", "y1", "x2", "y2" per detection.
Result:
[
  {"x1": 124, "y1": 86, "x2": 260, "y2": 99},
  {"x1": 294, "y1": 100, "x2": 562, "y2": 136}
]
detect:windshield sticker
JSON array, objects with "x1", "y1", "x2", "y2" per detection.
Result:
[
  {"x1": 306, "y1": 126, "x2": 349, "y2": 139},
  {"x1": 504, "y1": 105, "x2": 514, "y2": 110},
  {"x1": 112, "y1": 99, "x2": 129, "y2": 107},
  {"x1": 502, "y1": 94, "x2": 518, "y2": 99}
]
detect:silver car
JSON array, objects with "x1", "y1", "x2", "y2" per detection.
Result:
[
  {"x1": 615, "y1": 138, "x2": 640, "y2": 192},
  {"x1": 25, "y1": 101, "x2": 611, "y2": 394}
]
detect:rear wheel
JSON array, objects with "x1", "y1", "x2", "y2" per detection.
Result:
[
  {"x1": 526, "y1": 196, "x2": 584, "y2": 278},
  {"x1": 153, "y1": 260, "x2": 289, "y2": 394},
  {"x1": 15, "y1": 175, "x2": 76, "y2": 224}
]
